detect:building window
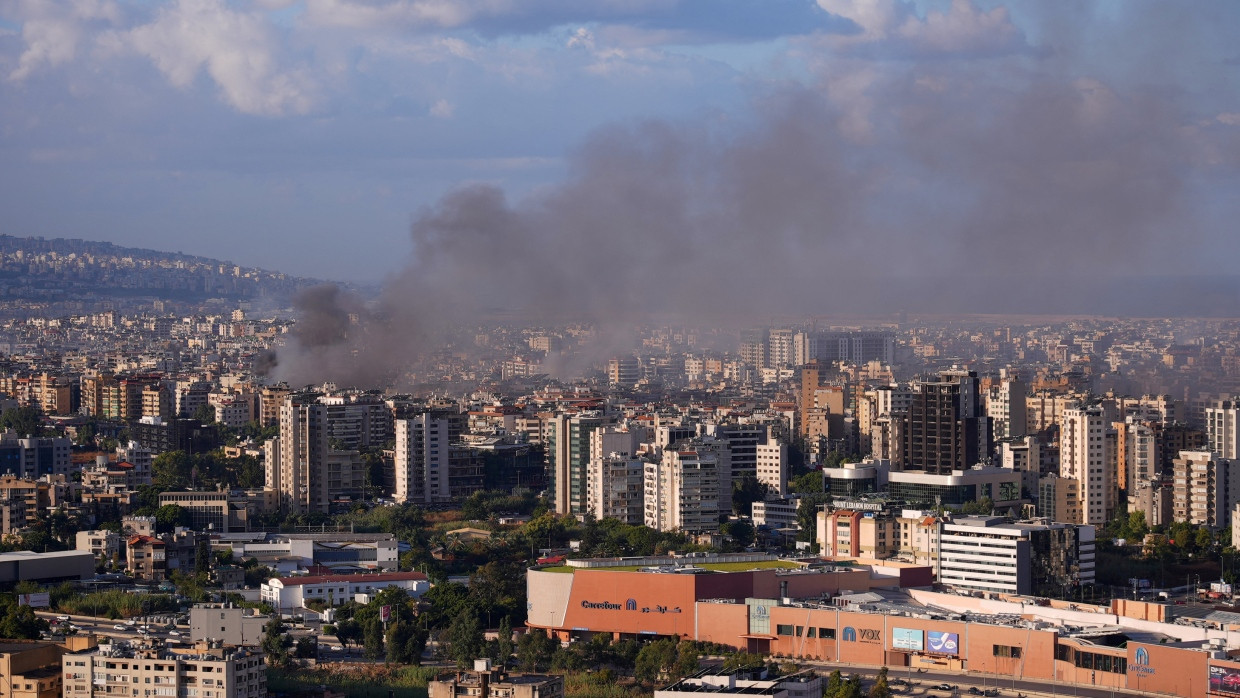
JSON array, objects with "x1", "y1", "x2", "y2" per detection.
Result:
[{"x1": 776, "y1": 624, "x2": 794, "y2": 636}]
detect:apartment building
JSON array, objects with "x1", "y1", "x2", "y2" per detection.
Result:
[
  {"x1": 62, "y1": 641, "x2": 266, "y2": 698},
  {"x1": 586, "y1": 455, "x2": 645, "y2": 525},
  {"x1": 0, "y1": 640, "x2": 67, "y2": 698},
  {"x1": 75, "y1": 529, "x2": 121, "y2": 562},
  {"x1": 1172, "y1": 450, "x2": 1237, "y2": 529},
  {"x1": 644, "y1": 438, "x2": 726, "y2": 533},
  {"x1": 936, "y1": 516, "x2": 1095, "y2": 597},
  {"x1": 1060, "y1": 406, "x2": 1110, "y2": 526},
  {"x1": 429, "y1": 660, "x2": 562, "y2": 698},
  {"x1": 260, "y1": 571, "x2": 430, "y2": 610},
  {"x1": 157, "y1": 491, "x2": 248, "y2": 533}
]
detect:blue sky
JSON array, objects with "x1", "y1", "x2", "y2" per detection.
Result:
[{"x1": 1, "y1": 0, "x2": 1238, "y2": 291}]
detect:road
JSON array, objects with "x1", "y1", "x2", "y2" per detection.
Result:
[{"x1": 35, "y1": 611, "x2": 189, "y2": 643}]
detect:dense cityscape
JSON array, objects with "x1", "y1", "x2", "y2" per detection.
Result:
[
  {"x1": 0, "y1": 231, "x2": 1234, "y2": 697},
  {"x1": 3, "y1": 1, "x2": 1238, "y2": 698}
]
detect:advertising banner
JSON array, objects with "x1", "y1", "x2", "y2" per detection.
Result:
[
  {"x1": 1210, "y1": 666, "x2": 1240, "y2": 695},
  {"x1": 892, "y1": 627, "x2": 924, "y2": 651},
  {"x1": 927, "y1": 631, "x2": 960, "y2": 655},
  {"x1": 18, "y1": 593, "x2": 50, "y2": 608}
]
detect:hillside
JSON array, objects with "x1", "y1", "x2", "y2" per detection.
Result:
[{"x1": 0, "y1": 234, "x2": 324, "y2": 314}]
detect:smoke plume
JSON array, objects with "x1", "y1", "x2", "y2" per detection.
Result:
[{"x1": 266, "y1": 42, "x2": 1238, "y2": 387}]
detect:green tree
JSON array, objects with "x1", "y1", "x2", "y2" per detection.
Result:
[
  {"x1": 194, "y1": 539, "x2": 212, "y2": 577},
  {"x1": 152, "y1": 452, "x2": 194, "y2": 490},
  {"x1": 1126, "y1": 511, "x2": 1149, "y2": 542},
  {"x1": 731, "y1": 475, "x2": 768, "y2": 517},
  {"x1": 446, "y1": 611, "x2": 485, "y2": 668},
  {"x1": 958, "y1": 497, "x2": 994, "y2": 515},
  {"x1": 635, "y1": 638, "x2": 678, "y2": 683},
  {"x1": 1196, "y1": 527, "x2": 1214, "y2": 552},
  {"x1": 495, "y1": 616, "x2": 514, "y2": 665},
  {"x1": 385, "y1": 620, "x2": 419, "y2": 664},
  {"x1": 362, "y1": 616, "x2": 385, "y2": 660},
  {"x1": 826, "y1": 670, "x2": 843, "y2": 696},
  {"x1": 154, "y1": 504, "x2": 192, "y2": 534},
  {"x1": 334, "y1": 618, "x2": 363, "y2": 648},
  {"x1": 789, "y1": 470, "x2": 824, "y2": 494},
  {"x1": 261, "y1": 618, "x2": 292, "y2": 667},
  {"x1": 193, "y1": 404, "x2": 216, "y2": 425},
  {"x1": 0, "y1": 406, "x2": 43, "y2": 437},
  {"x1": 0, "y1": 600, "x2": 48, "y2": 639},
  {"x1": 516, "y1": 629, "x2": 555, "y2": 672},
  {"x1": 294, "y1": 636, "x2": 317, "y2": 658},
  {"x1": 868, "y1": 666, "x2": 892, "y2": 698}
]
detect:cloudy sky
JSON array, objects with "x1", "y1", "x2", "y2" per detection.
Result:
[{"x1": 1, "y1": 0, "x2": 1238, "y2": 301}]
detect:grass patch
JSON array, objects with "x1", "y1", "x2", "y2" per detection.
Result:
[
  {"x1": 540, "y1": 560, "x2": 800, "y2": 574},
  {"x1": 267, "y1": 665, "x2": 438, "y2": 698}
]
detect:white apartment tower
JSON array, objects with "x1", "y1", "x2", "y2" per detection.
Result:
[
  {"x1": 586, "y1": 455, "x2": 645, "y2": 525},
  {"x1": 268, "y1": 394, "x2": 389, "y2": 514},
  {"x1": 1060, "y1": 406, "x2": 1109, "y2": 526},
  {"x1": 644, "y1": 438, "x2": 725, "y2": 533},
  {"x1": 755, "y1": 441, "x2": 788, "y2": 495},
  {"x1": 395, "y1": 413, "x2": 452, "y2": 504},
  {"x1": 1205, "y1": 400, "x2": 1239, "y2": 459}
]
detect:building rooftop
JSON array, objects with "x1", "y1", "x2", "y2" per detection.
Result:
[
  {"x1": 270, "y1": 571, "x2": 428, "y2": 586},
  {"x1": 0, "y1": 549, "x2": 93, "y2": 561}
]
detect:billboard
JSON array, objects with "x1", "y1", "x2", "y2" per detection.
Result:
[
  {"x1": 379, "y1": 605, "x2": 391, "y2": 622},
  {"x1": 1210, "y1": 666, "x2": 1240, "y2": 695},
  {"x1": 927, "y1": 631, "x2": 960, "y2": 655},
  {"x1": 892, "y1": 627, "x2": 924, "y2": 651},
  {"x1": 18, "y1": 593, "x2": 50, "y2": 608}
]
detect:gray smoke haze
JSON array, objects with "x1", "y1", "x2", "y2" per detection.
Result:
[{"x1": 266, "y1": 56, "x2": 1239, "y2": 387}]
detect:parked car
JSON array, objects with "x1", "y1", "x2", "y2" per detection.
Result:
[
  {"x1": 936, "y1": 685, "x2": 957, "y2": 692},
  {"x1": 56, "y1": 615, "x2": 70, "y2": 622}
]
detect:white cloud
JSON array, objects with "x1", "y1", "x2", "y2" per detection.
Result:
[
  {"x1": 896, "y1": 0, "x2": 1020, "y2": 55},
  {"x1": 816, "y1": 0, "x2": 1023, "y2": 57},
  {"x1": 567, "y1": 27, "x2": 595, "y2": 51},
  {"x1": 108, "y1": 0, "x2": 314, "y2": 116},
  {"x1": 1217, "y1": 113, "x2": 1240, "y2": 127},
  {"x1": 7, "y1": 0, "x2": 119, "y2": 82},
  {"x1": 429, "y1": 98, "x2": 455, "y2": 118},
  {"x1": 817, "y1": 0, "x2": 901, "y2": 40}
]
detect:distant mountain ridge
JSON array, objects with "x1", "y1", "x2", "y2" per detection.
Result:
[{"x1": 0, "y1": 234, "x2": 327, "y2": 313}]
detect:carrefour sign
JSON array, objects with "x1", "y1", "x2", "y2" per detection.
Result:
[
  {"x1": 582, "y1": 600, "x2": 623, "y2": 610},
  {"x1": 581, "y1": 599, "x2": 682, "y2": 614}
]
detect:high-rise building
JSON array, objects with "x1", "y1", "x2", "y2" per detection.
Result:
[
  {"x1": 739, "y1": 329, "x2": 769, "y2": 370},
  {"x1": 644, "y1": 437, "x2": 726, "y2": 533},
  {"x1": 766, "y1": 329, "x2": 797, "y2": 369},
  {"x1": 937, "y1": 516, "x2": 1095, "y2": 597},
  {"x1": 1205, "y1": 400, "x2": 1239, "y2": 459},
  {"x1": 1115, "y1": 419, "x2": 1159, "y2": 494},
  {"x1": 896, "y1": 369, "x2": 990, "y2": 475},
  {"x1": 606, "y1": 356, "x2": 641, "y2": 388},
  {"x1": 586, "y1": 455, "x2": 645, "y2": 524},
  {"x1": 267, "y1": 394, "x2": 391, "y2": 514},
  {"x1": 394, "y1": 411, "x2": 452, "y2": 504},
  {"x1": 550, "y1": 412, "x2": 609, "y2": 516},
  {"x1": 986, "y1": 370, "x2": 1027, "y2": 440},
  {"x1": 1060, "y1": 406, "x2": 1109, "y2": 526},
  {"x1": 1172, "y1": 451, "x2": 1237, "y2": 529}
]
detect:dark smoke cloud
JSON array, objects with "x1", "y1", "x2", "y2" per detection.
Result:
[{"x1": 266, "y1": 44, "x2": 1239, "y2": 387}]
